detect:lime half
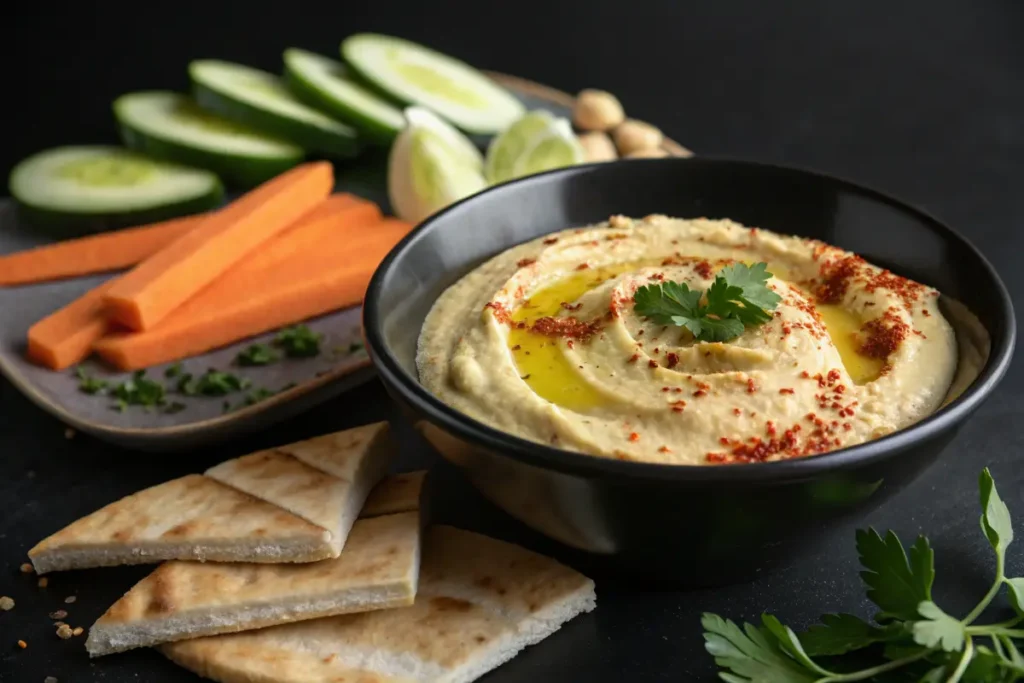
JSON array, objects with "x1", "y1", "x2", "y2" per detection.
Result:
[{"x1": 510, "y1": 119, "x2": 585, "y2": 179}]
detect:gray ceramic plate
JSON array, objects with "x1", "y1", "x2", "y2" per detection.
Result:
[{"x1": 0, "y1": 74, "x2": 690, "y2": 451}]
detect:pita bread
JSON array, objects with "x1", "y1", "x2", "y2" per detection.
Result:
[
  {"x1": 28, "y1": 476, "x2": 333, "y2": 575},
  {"x1": 361, "y1": 471, "x2": 426, "y2": 518},
  {"x1": 162, "y1": 526, "x2": 595, "y2": 683},
  {"x1": 276, "y1": 422, "x2": 392, "y2": 481},
  {"x1": 86, "y1": 511, "x2": 421, "y2": 657}
]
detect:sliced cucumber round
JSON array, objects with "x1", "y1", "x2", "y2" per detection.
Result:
[
  {"x1": 189, "y1": 59, "x2": 361, "y2": 158},
  {"x1": 114, "y1": 91, "x2": 304, "y2": 188},
  {"x1": 283, "y1": 48, "x2": 405, "y2": 146},
  {"x1": 341, "y1": 33, "x2": 524, "y2": 136},
  {"x1": 8, "y1": 146, "x2": 224, "y2": 235}
]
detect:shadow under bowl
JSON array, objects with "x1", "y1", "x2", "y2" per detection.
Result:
[{"x1": 363, "y1": 157, "x2": 1015, "y2": 584}]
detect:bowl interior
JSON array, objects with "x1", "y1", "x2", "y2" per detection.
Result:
[{"x1": 366, "y1": 158, "x2": 1014, "y2": 473}]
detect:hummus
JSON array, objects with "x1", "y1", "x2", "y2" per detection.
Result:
[{"x1": 417, "y1": 215, "x2": 962, "y2": 465}]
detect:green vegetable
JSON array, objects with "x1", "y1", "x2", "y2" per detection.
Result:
[
  {"x1": 244, "y1": 387, "x2": 276, "y2": 406},
  {"x1": 8, "y1": 146, "x2": 223, "y2": 235},
  {"x1": 111, "y1": 370, "x2": 166, "y2": 408},
  {"x1": 703, "y1": 468, "x2": 1024, "y2": 682},
  {"x1": 189, "y1": 60, "x2": 360, "y2": 158},
  {"x1": 114, "y1": 91, "x2": 304, "y2": 188},
  {"x1": 164, "y1": 362, "x2": 184, "y2": 378},
  {"x1": 632, "y1": 262, "x2": 781, "y2": 342},
  {"x1": 235, "y1": 344, "x2": 280, "y2": 366},
  {"x1": 163, "y1": 401, "x2": 187, "y2": 415},
  {"x1": 348, "y1": 341, "x2": 364, "y2": 353},
  {"x1": 180, "y1": 369, "x2": 250, "y2": 397},
  {"x1": 274, "y1": 325, "x2": 322, "y2": 358},
  {"x1": 75, "y1": 367, "x2": 109, "y2": 395}
]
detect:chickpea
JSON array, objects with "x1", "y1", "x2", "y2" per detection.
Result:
[
  {"x1": 577, "y1": 132, "x2": 618, "y2": 162},
  {"x1": 624, "y1": 147, "x2": 669, "y2": 159},
  {"x1": 613, "y1": 119, "x2": 664, "y2": 156},
  {"x1": 573, "y1": 89, "x2": 625, "y2": 132}
]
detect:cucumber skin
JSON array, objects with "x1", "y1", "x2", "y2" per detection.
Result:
[
  {"x1": 11, "y1": 184, "x2": 224, "y2": 238},
  {"x1": 191, "y1": 81, "x2": 362, "y2": 159},
  {"x1": 117, "y1": 121, "x2": 303, "y2": 189},
  {"x1": 283, "y1": 63, "x2": 399, "y2": 147}
]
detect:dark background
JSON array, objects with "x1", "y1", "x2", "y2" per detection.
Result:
[{"x1": 3, "y1": 1, "x2": 1024, "y2": 681}]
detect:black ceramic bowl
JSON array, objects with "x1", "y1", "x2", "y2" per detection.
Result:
[{"x1": 364, "y1": 158, "x2": 1015, "y2": 584}]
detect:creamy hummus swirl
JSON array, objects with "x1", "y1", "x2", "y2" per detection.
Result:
[{"x1": 417, "y1": 215, "x2": 958, "y2": 465}]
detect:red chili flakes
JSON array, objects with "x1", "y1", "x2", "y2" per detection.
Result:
[
  {"x1": 779, "y1": 388, "x2": 795, "y2": 395},
  {"x1": 859, "y1": 309, "x2": 910, "y2": 359},
  {"x1": 516, "y1": 258, "x2": 537, "y2": 268},
  {"x1": 670, "y1": 400, "x2": 687, "y2": 413},
  {"x1": 665, "y1": 352, "x2": 680, "y2": 369},
  {"x1": 566, "y1": 340, "x2": 575, "y2": 349},
  {"x1": 765, "y1": 421, "x2": 777, "y2": 437},
  {"x1": 732, "y1": 408, "x2": 742, "y2": 416},
  {"x1": 781, "y1": 324, "x2": 792, "y2": 337},
  {"x1": 543, "y1": 236, "x2": 559, "y2": 245},
  {"x1": 649, "y1": 360, "x2": 659, "y2": 368},
  {"x1": 484, "y1": 301, "x2": 512, "y2": 324},
  {"x1": 922, "y1": 309, "x2": 931, "y2": 317},
  {"x1": 575, "y1": 263, "x2": 590, "y2": 271},
  {"x1": 650, "y1": 272, "x2": 665, "y2": 281},
  {"x1": 653, "y1": 347, "x2": 660, "y2": 354},
  {"x1": 658, "y1": 445, "x2": 672, "y2": 453},
  {"x1": 815, "y1": 255, "x2": 863, "y2": 304},
  {"x1": 800, "y1": 370, "x2": 811, "y2": 379},
  {"x1": 706, "y1": 452, "x2": 727, "y2": 463},
  {"x1": 826, "y1": 369, "x2": 841, "y2": 386},
  {"x1": 627, "y1": 353, "x2": 640, "y2": 364},
  {"x1": 843, "y1": 423, "x2": 852, "y2": 431},
  {"x1": 628, "y1": 432, "x2": 640, "y2": 442},
  {"x1": 718, "y1": 437, "x2": 730, "y2": 445},
  {"x1": 637, "y1": 329, "x2": 645, "y2": 336},
  {"x1": 530, "y1": 316, "x2": 602, "y2": 341},
  {"x1": 694, "y1": 260, "x2": 714, "y2": 279},
  {"x1": 661, "y1": 387, "x2": 670, "y2": 392},
  {"x1": 561, "y1": 301, "x2": 583, "y2": 311},
  {"x1": 693, "y1": 390, "x2": 707, "y2": 398},
  {"x1": 864, "y1": 269, "x2": 927, "y2": 307},
  {"x1": 746, "y1": 379, "x2": 757, "y2": 394},
  {"x1": 674, "y1": 388, "x2": 683, "y2": 393}
]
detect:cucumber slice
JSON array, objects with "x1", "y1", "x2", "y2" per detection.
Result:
[
  {"x1": 114, "y1": 91, "x2": 304, "y2": 188},
  {"x1": 189, "y1": 60, "x2": 361, "y2": 158},
  {"x1": 8, "y1": 146, "x2": 224, "y2": 235},
  {"x1": 283, "y1": 48, "x2": 405, "y2": 146},
  {"x1": 341, "y1": 33, "x2": 524, "y2": 135}
]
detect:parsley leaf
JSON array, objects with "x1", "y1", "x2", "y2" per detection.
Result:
[
  {"x1": 274, "y1": 325, "x2": 323, "y2": 358},
  {"x1": 913, "y1": 602, "x2": 966, "y2": 652},
  {"x1": 632, "y1": 262, "x2": 780, "y2": 342},
  {"x1": 701, "y1": 613, "x2": 817, "y2": 683},
  {"x1": 188, "y1": 369, "x2": 249, "y2": 396},
  {"x1": 235, "y1": 344, "x2": 280, "y2": 367},
  {"x1": 856, "y1": 529, "x2": 934, "y2": 622},
  {"x1": 799, "y1": 613, "x2": 905, "y2": 657},
  {"x1": 244, "y1": 387, "x2": 276, "y2": 406},
  {"x1": 980, "y1": 467, "x2": 1013, "y2": 553},
  {"x1": 74, "y1": 367, "x2": 109, "y2": 395},
  {"x1": 164, "y1": 362, "x2": 183, "y2": 378},
  {"x1": 111, "y1": 371, "x2": 166, "y2": 408}
]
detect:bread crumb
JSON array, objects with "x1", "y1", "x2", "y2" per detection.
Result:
[
  {"x1": 64, "y1": 428, "x2": 76, "y2": 440},
  {"x1": 72, "y1": 627, "x2": 84, "y2": 637},
  {"x1": 0, "y1": 596, "x2": 13, "y2": 611},
  {"x1": 56, "y1": 624, "x2": 73, "y2": 640},
  {"x1": 16, "y1": 639, "x2": 26, "y2": 649},
  {"x1": 37, "y1": 577, "x2": 48, "y2": 588},
  {"x1": 63, "y1": 596, "x2": 76, "y2": 604},
  {"x1": 48, "y1": 610, "x2": 67, "y2": 620},
  {"x1": 19, "y1": 563, "x2": 33, "y2": 574}
]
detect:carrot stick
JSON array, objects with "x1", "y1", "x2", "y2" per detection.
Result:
[
  {"x1": 24, "y1": 194, "x2": 376, "y2": 372},
  {"x1": 27, "y1": 282, "x2": 116, "y2": 370},
  {"x1": 0, "y1": 214, "x2": 211, "y2": 287},
  {"x1": 92, "y1": 219, "x2": 411, "y2": 370},
  {"x1": 102, "y1": 162, "x2": 333, "y2": 331}
]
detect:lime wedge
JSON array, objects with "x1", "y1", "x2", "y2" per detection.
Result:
[
  {"x1": 484, "y1": 110, "x2": 557, "y2": 184},
  {"x1": 388, "y1": 107, "x2": 486, "y2": 224},
  {"x1": 511, "y1": 119, "x2": 585, "y2": 179}
]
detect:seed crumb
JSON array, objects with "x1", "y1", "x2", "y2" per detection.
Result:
[
  {"x1": 48, "y1": 610, "x2": 67, "y2": 620},
  {"x1": 37, "y1": 577, "x2": 49, "y2": 588},
  {"x1": 64, "y1": 596, "x2": 76, "y2": 604},
  {"x1": 19, "y1": 563, "x2": 33, "y2": 574},
  {"x1": 56, "y1": 624, "x2": 73, "y2": 640},
  {"x1": 64, "y1": 428, "x2": 76, "y2": 440},
  {"x1": 16, "y1": 639, "x2": 26, "y2": 649},
  {"x1": 72, "y1": 626, "x2": 84, "y2": 637},
  {"x1": 0, "y1": 596, "x2": 13, "y2": 610}
]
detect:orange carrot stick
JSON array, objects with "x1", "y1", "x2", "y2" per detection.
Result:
[
  {"x1": 27, "y1": 282, "x2": 116, "y2": 370},
  {"x1": 0, "y1": 214, "x2": 211, "y2": 287},
  {"x1": 24, "y1": 194, "x2": 376, "y2": 371},
  {"x1": 103, "y1": 162, "x2": 333, "y2": 331},
  {"x1": 92, "y1": 219, "x2": 411, "y2": 370}
]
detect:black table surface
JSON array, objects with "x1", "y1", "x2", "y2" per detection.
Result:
[{"x1": 3, "y1": 1, "x2": 1023, "y2": 681}]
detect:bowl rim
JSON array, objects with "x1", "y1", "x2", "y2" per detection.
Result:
[{"x1": 364, "y1": 156, "x2": 1016, "y2": 484}]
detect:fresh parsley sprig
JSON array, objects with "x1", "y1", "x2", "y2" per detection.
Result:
[
  {"x1": 703, "y1": 468, "x2": 1024, "y2": 682},
  {"x1": 633, "y1": 262, "x2": 781, "y2": 342}
]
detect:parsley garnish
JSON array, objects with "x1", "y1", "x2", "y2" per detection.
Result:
[
  {"x1": 703, "y1": 468, "x2": 1024, "y2": 681},
  {"x1": 235, "y1": 344, "x2": 280, "y2": 367},
  {"x1": 181, "y1": 369, "x2": 250, "y2": 397},
  {"x1": 74, "y1": 367, "x2": 108, "y2": 395},
  {"x1": 244, "y1": 387, "x2": 276, "y2": 406},
  {"x1": 633, "y1": 262, "x2": 781, "y2": 342},
  {"x1": 274, "y1": 325, "x2": 322, "y2": 358},
  {"x1": 164, "y1": 362, "x2": 183, "y2": 378},
  {"x1": 111, "y1": 370, "x2": 166, "y2": 408}
]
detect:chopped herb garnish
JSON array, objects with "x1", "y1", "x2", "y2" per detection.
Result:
[
  {"x1": 163, "y1": 402, "x2": 187, "y2": 415},
  {"x1": 633, "y1": 262, "x2": 781, "y2": 342},
  {"x1": 164, "y1": 362, "x2": 183, "y2": 378},
  {"x1": 176, "y1": 373, "x2": 197, "y2": 395},
  {"x1": 187, "y1": 369, "x2": 248, "y2": 397},
  {"x1": 235, "y1": 344, "x2": 280, "y2": 367},
  {"x1": 274, "y1": 325, "x2": 323, "y2": 358},
  {"x1": 74, "y1": 367, "x2": 108, "y2": 395},
  {"x1": 349, "y1": 341, "x2": 364, "y2": 353},
  {"x1": 244, "y1": 387, "x2": 276, "y2": 406},
  {"x1": 703, "y1": 468, "x2": 1024, "y2": 682},
  {"x1": 111, "y1": 371, "x2": 166, "y2": 407},
  {"x1": 111, "y1": 399, "x2": 128, "y2": 413}
]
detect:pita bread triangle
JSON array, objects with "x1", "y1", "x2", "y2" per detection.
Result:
[
  {"x1": 86, "y1": 502, "x2": 422, "y2": 656},
  {"x1": 28, "y1": 475, "x2": 333, "y2": 575},
  {"x1": 162, "y1": 526, "x2": 595, "y2": 683},
  {"x1": 361, "y1": 470, "x2": 426, "y2": 518}
]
